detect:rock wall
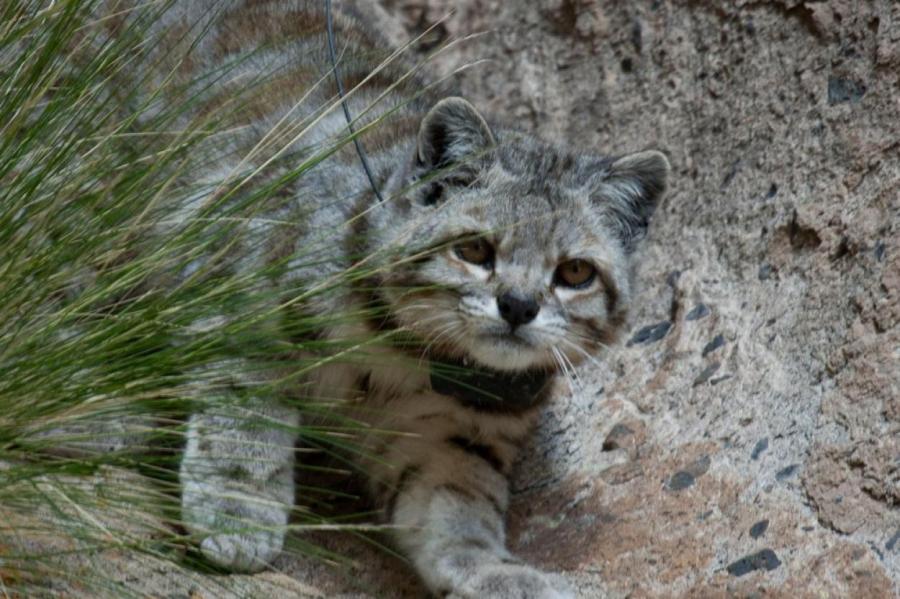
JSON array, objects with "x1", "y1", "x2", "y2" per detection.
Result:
[{"x1": 374, "y1": 0, "x2": 899, "y2": 596}]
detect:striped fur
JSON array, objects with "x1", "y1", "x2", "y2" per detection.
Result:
[{"x1": 85, "y1": 1, "x2": 668, "y2": 596}]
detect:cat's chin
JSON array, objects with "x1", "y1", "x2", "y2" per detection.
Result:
[{"x1": 461, "y1": 335, "x2": 550, "y2": 372}]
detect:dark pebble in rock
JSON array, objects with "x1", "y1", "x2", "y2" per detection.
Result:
[
  {"x1": 667, "y1": 470, "x2": 695, "y2": 491},
  {"x1": 686, "y1": 454, "x2": 711, "y2": 478},
  {"x1": 765, "y1": 183, "x2": 778, "y2": 199},
  {"x1": 702, "y1": 333, "x2": 726, "y2": 357},
  {"x1": 827, "y1": 76, "x2": 866, "y2": 105},
  {"x1": 874, "y1": 240, "x2": 886, "y2": 262},
  {"x1": 710, "y1": 374, "x2": 731, "y2": 386},
  {"x1": 751, "y1": 437, "x2": 769, "y2": 460},
  {"x1": 686, "y1": 303, "x2": 710, "y2": 321},
  {"x1": 776, "y1": 464, "x2": 800, "y2": 480},
  {"x1": 744, "y1": 17, "x2": 756, "y2": 36},
  {"x1": 666, "y1": 270, "x2": 682, "y2": 287},
  {"x1": 693, "y1": 361, "x2": 720, "y2": 386},
  {"x1": 750, "y1": 519, "x2": 769, "y2": 539},
  {"x1": 887, "y1": 529, "x2": 900, "y2": 552},
  {"x1": 758, "y1": 263, "x2": 775, "y2": 281},
  {"x1": 721, "y1": 158, "x2": 741, "y2": 188},
  {"x1": 627, "y1": 321, "x2": 671, "y2": 346},
  {"x1": 726, "y1": 549, "x2": 782, "y2": 577},
  {"x1": 602, "y1": 423, "x2": 634, "y2": 451}
]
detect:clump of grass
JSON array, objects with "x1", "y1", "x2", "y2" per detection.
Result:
[{"x1": 0, "y1": 1, "x2": 429, "y2": 595}]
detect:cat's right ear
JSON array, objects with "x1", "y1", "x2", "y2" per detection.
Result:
[
  {"x1": 416, "y1": 97, "x2": 495, "y2": 172},
  {"x1": 598, "y1": 150, "x2": 670, "y2": 252}
]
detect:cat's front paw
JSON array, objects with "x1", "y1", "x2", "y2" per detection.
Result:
[
  {"x1": 181, "y1": 479, "x2": 290, "y2": 573},
  {"x1": 199, "y1": 530, "x2": 284, "y2": 573},
  {"x1": 447, "y1": 563, "x2": 575, "y2": 599}
]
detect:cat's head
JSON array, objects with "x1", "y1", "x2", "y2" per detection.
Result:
[{"x1": 371, "y1": 97, "x2": 669, "y2": 374}]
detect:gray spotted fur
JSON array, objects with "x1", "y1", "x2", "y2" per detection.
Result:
[{"x1": 85, "y1": 1, "x2": 669, "y2": 596}]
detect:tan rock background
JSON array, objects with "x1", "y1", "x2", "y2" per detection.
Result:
[
  {"x1": 10, "y1": 1, "x2": 897, "y2": 597},
  {"x1": 371, "y1": 1, "x2": 899, "y2": 596}
]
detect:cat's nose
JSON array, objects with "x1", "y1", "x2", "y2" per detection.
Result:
[{"x1": 497, "y1": 292, "x2": 540, "y2": 328}]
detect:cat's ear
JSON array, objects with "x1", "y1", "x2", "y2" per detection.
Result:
[
  {"x1": 417, "y1": 97, "x2": 495, "y2": 171},
  {"x1": 599, "y1": 150, "x2": 669, "y2": 251}
]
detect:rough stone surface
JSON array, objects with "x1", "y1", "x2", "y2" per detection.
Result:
[
  {"x1": 8, "y1": 1, "x2": 898, "y2": 597},
  {"x1": 371, "y1": 0, "x2": 900, "y2": 595}
]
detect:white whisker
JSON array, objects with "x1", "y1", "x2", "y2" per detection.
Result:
[
  {"x1": 566, "y1": 330, "x2": 613, "y2": 352},
  {"x1": 559, "y1": 347, "x2": 582, "y2": 390},
  {"x1": 557, "y1": 337, "x2": 604, "y2": 369},
  {"x1": 550, "y1": 347, "x2": 575, "y2": 391},
  {"x1": 418, "y1": 321, "x2": 462, "y2": 361}
]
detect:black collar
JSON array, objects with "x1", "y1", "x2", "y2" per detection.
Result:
[{"x1": 430, "y1": 357, "x2": 554, "y2": 413}]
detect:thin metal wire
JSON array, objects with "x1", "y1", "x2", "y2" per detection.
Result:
[{"x1": 324, "y1": 0, "x2": 386, "y2": 203}]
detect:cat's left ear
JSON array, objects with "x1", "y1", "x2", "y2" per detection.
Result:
[
  {"x1": 599, "y1": 150, "x2": 670, "y2": 251},
  {"x1": 417, "y1": 97, "x2": 495, "y2": 172}
]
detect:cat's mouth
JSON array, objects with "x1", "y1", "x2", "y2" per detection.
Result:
[
  {"x1": 479, "y1": 330, "x2": 532, "y2": 347},
  {"x1": 479, "y1": 329, "x2": 535, "y2": 350},
  {"x1": 464, "y1": 328, "x2": 552, "y2": 371}
]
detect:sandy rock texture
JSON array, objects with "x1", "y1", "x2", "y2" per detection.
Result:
[
  {"x1": 373, "y1": 0, "x2": 900, "y2": 596},
  {"x1": 8, "y1": 1, "x2": 896, "y2": 597}
]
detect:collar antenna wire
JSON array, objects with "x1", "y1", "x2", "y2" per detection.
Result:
[{"x1": 324, "y1": 0, "x2": 386, "y2": 203}]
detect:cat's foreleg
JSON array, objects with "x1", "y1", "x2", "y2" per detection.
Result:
[
  {"x1": 372, "y1": 402, "x2": 573, "y2": 599},
  {"x1": 180, "y1": 392, "x2": 298, "y2": 573}
]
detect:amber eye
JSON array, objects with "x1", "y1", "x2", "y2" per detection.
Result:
[
  {"x1": 454, "y1": 238, "x2": 494, "y2": 267},
  {"x1": 555, "y1": 259, "x2": 596, "y2": 288}
]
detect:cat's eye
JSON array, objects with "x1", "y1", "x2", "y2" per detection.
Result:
[
  {"x1": 454, "y1": 238, "x2": 494, "y2": 267},
  {"x1": 555, "y1": 259, "x2": 596, "y2": 288}
]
